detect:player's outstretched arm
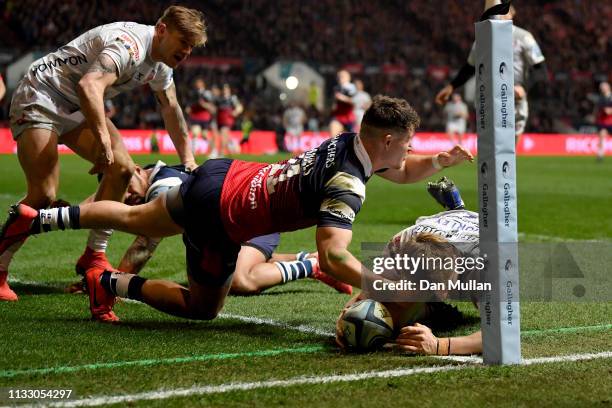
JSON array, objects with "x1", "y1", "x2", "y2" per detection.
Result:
[
  {"x1": 316, "y1": 226, "x2": 362, "y2": 288},
  {"x1": 156, "y1": 84, "x2": 197, "y2": 171},
  {"x1": 377, "y1": 146, "x2": 474, "y2": 184},
  {"x1": 396, "y1": 323, "x2": 482, "y2": 355},
  {"x1": 118, "y1": 235, "x2": 163, "y2": 274},
  {"x1": 77, "y1": 54, "x2": 119, "y2": 173}
]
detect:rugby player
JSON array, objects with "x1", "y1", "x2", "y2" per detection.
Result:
[
  {"x1": 63, "y1": 161, "x2": 349, "y2": 320},
  {"x1": 0, "y1": 6, "x2": 205, "y2": 301},
  {"x1": 213, "y1": 84, "x2": 243, "y2": 157},
  {"x1": 435, "y1": 4, "x2": 547, "y2": 143},
  {"x1": 329, "y1": 70, "x2": 357, "y2": 137},
  {"x1": 2, "y1": 95, "x2": 473, "y2": 323},
  {"x1": 186, "y1": 78, "x2": 217, "y2": 154},
  {"x1": 336, "y1": 177, "x2": 482, "y2": 355}
]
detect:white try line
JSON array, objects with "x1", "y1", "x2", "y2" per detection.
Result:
[
  {"x1": 435, "y1": 351, "x2": 612, "y2": 365},
  {"x1": 122, "y1": 298, "x2": 335, "y2": 338},
  {"x1": 219, "y1": 312, "x2": 334, "y2": 338},
  {"x1": 16, "y1": 351, "x2": 612, "y2": 408}
]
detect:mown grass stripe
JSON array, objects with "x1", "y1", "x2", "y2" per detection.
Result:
[{"x1": 0, "y1": 345, "x2": 327, "y2": 379}]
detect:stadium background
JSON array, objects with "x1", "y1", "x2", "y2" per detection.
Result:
[
  {"x1": 0, "y1": 0, "x2": 609, "y2": 140},
  {"x1": 0, "y1": 1, "x2": 610, "y2": 406}
]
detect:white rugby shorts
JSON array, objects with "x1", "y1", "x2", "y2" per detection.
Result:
[{"x1": 9, "y1": 77, "x2": 85, "y2": 140}]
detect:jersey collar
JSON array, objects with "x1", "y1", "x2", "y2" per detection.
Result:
[
  {"x1": 148, "y1": 160, "x2": 167, "y2": 183},
  {"x1": 353, "y1": 134, "x2": 373, "y2": 178}
]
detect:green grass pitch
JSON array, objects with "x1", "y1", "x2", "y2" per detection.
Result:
[{"x1": 0, "y1": 153, "x2": 610, "y2": 407}]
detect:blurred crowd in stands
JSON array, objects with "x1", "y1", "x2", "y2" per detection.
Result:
[{"x1": 0, "y1": 0, "x2": 609, "y2": 134}]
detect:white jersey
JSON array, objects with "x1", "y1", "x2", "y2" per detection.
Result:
[
  {"x1": 352, "y1": 90, "x2": 372, "y2": 124},
  {"x1": 467, "y1": 25, "x2": 545, "y2": 86},
  {"x1": 387, "y1": 210, "x2": 480, "y2": 256},
  {"x1": 25, "y1": 22, "x2": 173, "y2": 112},
  {"x1": 444, "y1": 100, "x2": 468, "y2": 127}
]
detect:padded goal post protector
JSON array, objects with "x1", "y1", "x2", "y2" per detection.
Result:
[{"x1": 475, "y1": 18, "x2": 522, "y2": 365}]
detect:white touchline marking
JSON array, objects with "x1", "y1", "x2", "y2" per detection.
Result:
[
  {"x1": 437, "y1": 351, "x2": 612, "y2": 365},
  {"x1": 5, "y1": 280, "x2": 333, "y2": 338},
  {"x1": 18, "y1": 351, "x2": 612, "y2": 408},
  {"x1": 521, "y1": 351, "x2": 612, "y2": 365},
  {"x1": 120, "y1": 299, "x2": 335, "y2": 337},
  {"x1": 435, "y1": 355, "x2": 483, "y2": 363},
  {"x1": 6, "y1": 277, "x2": 68, "y2": 288},
  {"x1": 219, "y1": 313, "x2": 335, "y2": 338},
  {"x1": 19, "y1": 365, "x2": 465, "y2": 408}
]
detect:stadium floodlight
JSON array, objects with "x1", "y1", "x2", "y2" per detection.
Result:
[
  {"x1": 285, "y1": 76, "x2": 299, "y2": 90},
  {"x1": 476, "y1": 0, "x2": 521, "y2": 365}
]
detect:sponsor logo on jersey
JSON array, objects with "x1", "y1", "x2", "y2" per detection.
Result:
[
  {"x1": 32, "y1": 54, "x2": 89, "y2": 74},
  {"x1": 248, "y1": 167, "x2": 267, "y2": 209},
  {"x1": 117, "y1": 34, "x2": 140, "y2": 61},
  {"x1": 325, "y1": 136, "x2": 339, "y2": 168}
]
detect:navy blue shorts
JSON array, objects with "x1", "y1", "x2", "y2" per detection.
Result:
[
  {"x1": 167, "y1": 158, "x2": 241, "y2": 286},
  {"x1": 243, "y1": 233, "x2": 281, "y2": 260},
  {"x1": 191, "y1": 119, "x2": 212, "y2": 130}
]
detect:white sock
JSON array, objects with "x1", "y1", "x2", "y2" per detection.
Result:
[
  {"x1": 37, "y1": 207, "x2": 74, "y2": 231},
  {"x1": 275, "y1": 258, "x2": 317, "y2": 283},
  {"x1": 87, "y1": 229, "x2": 113, "y2": 252}
]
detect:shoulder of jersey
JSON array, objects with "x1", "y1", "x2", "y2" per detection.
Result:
[{"x1": 111, "y1": 22, "x2": 150, "y2": 64}]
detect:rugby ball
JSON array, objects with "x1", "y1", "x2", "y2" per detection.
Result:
[{"x1": 340, "y1": 299, "x2": 394, "y2": 351}]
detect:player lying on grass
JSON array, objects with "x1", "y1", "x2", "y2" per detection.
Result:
[
  {"x1": 336, "y1": 177, "x2": 482, "y2": 355},
  {"x1": 1, "y1": 95, "x2": 473, "y2": 323}
]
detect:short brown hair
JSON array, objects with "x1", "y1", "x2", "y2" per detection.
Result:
[
  {"x1": 361, "y1": 95, "x2": 420, "y2": 135},
  {"x1": 158, "y1": 6, "x2": 207, "y2": 47}
]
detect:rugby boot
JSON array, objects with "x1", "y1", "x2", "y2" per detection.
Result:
[
  {"x1": 75, "y1": 247, "x2": 113, "y2": 276},
  {"x1": 427, "y1": 177, "x2": 465, "y2": 210},
  {"x1": 0, "y1": 204, "x2": 38, "y2": 256},
  {"x1": 0, "y1": 269, "x2": 18, "y2": 301},
  {"x1": 84, "y1": 266, "x2": 119, "y2": 323}
]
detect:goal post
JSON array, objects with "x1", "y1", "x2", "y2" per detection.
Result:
[{"x1": 476, "y1": 0, "x2": 522, "y2": 365}]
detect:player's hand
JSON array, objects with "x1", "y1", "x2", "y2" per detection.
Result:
[
  {"x1": 436, "y1": 145, "x2": 474, "y2": 168},
  {"x1": 88, "y1": 141, "x2": 114, "y2": 175},
  {"x1": 395, "y1": 323, "x2": 438, "y2": 355},
  {"x1": 183, "y1": 159, "x2": 198, "y2": 172},
  {"x1": 435, "y1": 84, "x2": 454, "y2": 106},
  {"x1": 514, "y1": 85, "x2": 526, "y2": 100}
]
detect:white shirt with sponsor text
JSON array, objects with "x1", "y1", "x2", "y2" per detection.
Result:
[{"x1": 26, "y1": 22, "x2": 173, "y2": 112}]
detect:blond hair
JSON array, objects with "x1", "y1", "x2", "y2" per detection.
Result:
[
  {"x1": 386, "y1": 232, "x2": 460, "y2": 301},
  {"x1": 158, "y1": 6, "x2": 207, "y2": 47}
]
